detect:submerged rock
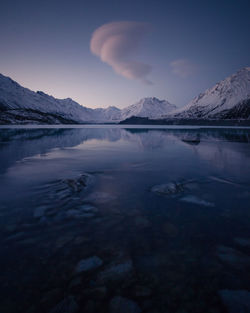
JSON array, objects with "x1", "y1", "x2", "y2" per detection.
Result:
[
  {"x1": 73, "y1": 236, "x2": 89, "y2": 245},
  {"x1": 41, "y1": 173, "x2": 94, "y2": 205},
  {"x1": 82, "y1": 300, "x2": 97, "y2": 313},
  {"x1": 40, "y1": 288, "x2": 61, "y2": 310},
  {"x1": 134, "y1": 216, "x2": 151, "y2": 228},
  {"x1": 49, "y1": 296, "x2": 78, "y2": 313},
  {"x1": 180, "y1": 195, "x2": 214, "y2": 207},
  {"x1": 162, "y1": 222, "x2": 179, "y2": 237},
  {"x1": 216, "y1": 245, "x2": 250, "y2": 268},
  {"x1": 63, "y1": 173, "x2": 94, "y2": 193},
  {"x1": 75, "y1": 256, "x2": 103, "y2": 273},
  {"x1": 84, "y1": 192, "x2": 116, "y2": 204},
  {"x1": 97, "y1": 259, "x2": 133, "y2": 283},
  {"x1": 69, "y1": 277, "x2": 82, "y2": 289},
  {"x1": 55, "y1": 234, "x2": 74, "y2": 249},
  {"x1": 5, "y1": 232, "x2": 25, "y2": 241},
  {"x1": 109, "y1": 296, "x2": 141, "y2": 313},
  {"x1": 234, "y1": 237, "x2": 250, "y2": 248},
  {"x1": 151, "y1": 182, "x2": 184, "y2": 196},
  {"x1": 219, "y1": 289, "x2": 250, "y2": 313},
  {"x1": 83, "y1": 286, "x2": 107, "y2": 299},
  {"x1": 33, "y1": 206, "x2": 47, "y2": 218},
  {"x1": 79, "y1": 204, "x2": 99, "y2": 213},
  {"x1": 66, "y1": 209, "x2": 95, "y2": 219},
  {"x1": 66, "y1": 209, "x2": 80, "y2": 217},
  {"x1": 66, "y1": 204, "x2": 98, "y2": 219},
  {"x1": 133, "y1": 285, "x2": 152, "y2": 297}
]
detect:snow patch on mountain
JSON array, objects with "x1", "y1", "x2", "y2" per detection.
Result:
[
  {"x1": 2, "y1": 67, "x2": 249, "y2": 124},
  {"x1": 0, "y1": 73, "x2": 177, "y2": 123},
  {"x1": 0, "y1": 74, "x2": 95, "y2": 122},
  {"x1": 121, "y1": 97, "x2": 176, "y2": 120},
  {"x1": 170, "y1": 67, "x2": 250, "y2": 119}
]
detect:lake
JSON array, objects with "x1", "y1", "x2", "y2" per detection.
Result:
[{"x1": 0, "y1": 125, "x2": 250, "y2": 313}]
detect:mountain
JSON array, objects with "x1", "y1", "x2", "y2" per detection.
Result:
[
  {"x1": 0, "y1": 73, "x2": 176, "y2": 124},
  {"x1": 0, "y1": 74, "x2": 95, "y2": 124},
  {"x1": 170, "y1": 67, "x2": 250, "y2": 119},
  {"x1": 1, "y1": 67, "x2": 249, "y2": 125},
  {"x1": 121, "y1": 97, "x2": 176, "y2": 120}
]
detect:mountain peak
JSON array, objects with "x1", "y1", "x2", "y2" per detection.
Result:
[
  {"x1": 139, "y1": 97, "x2": 167, "y2": 103},
  {"x1": 121, "y1": 97, "x2": 177, "y2": 120},
  {"x1": 171, "y1": 67, "x2": 250, "y2": 119},
  {"x1": 239, "y1": 67, "x2": 250, "y2": 72}
]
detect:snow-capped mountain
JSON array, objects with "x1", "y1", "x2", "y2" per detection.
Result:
[
  {"x1": 121, "y1": 97, "x2": 176, "y2": 120},
  {"x1": 171, "y1": 67, "x2": 250, "y2": 119},
  {"x1": 0, "y1": 74, "x2": 96, "y2": 123},
  {"x1": 1, "y1": 67, "x2": 249, "y2": 125},
  {"x1": 0, "y1": 73, "x2": 176, "y2": 124}
]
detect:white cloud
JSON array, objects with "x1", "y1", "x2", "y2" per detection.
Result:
[
  {"x1": 170, "y1": 59, "x2": 197, "y2": 78},
  {"x1": 90, "y1": 21, "x2": 152, "y2": 84}
]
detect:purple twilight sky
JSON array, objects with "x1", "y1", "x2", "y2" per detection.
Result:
[{"x1": 0, "y1": 0, "x2": 249, "y2": 108}]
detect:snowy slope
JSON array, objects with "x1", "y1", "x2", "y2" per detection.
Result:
[
  {"x1": 0, "y1": 73, "x2": 178, "y2": 123},
  {"x1": 171, "y1": 67, "x2": 250, "y2": 119},
  {"x1": 92, "y1": 106, "x2": 122, "y2": 122},
  {"x1": 121, "y1": 97, "x2": 176, "y2": 120},
  {"x1": 0, "y1": 75, "x2": 95, "y2": 122}
]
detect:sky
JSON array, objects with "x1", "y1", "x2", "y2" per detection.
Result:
[{"x1": 0, "y1": 0, "x2": 250, "y2": 109}]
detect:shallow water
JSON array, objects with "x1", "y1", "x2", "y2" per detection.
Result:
[{"x1": 0, "y1": 126, "x2": 250, "y2": 313}]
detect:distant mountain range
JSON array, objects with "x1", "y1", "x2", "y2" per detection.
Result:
[
  {"x1": 0, "y1": 67, "x2": 249, "y2": 124},
  {"x1": 0, "y1": 74, "x2": 175, "y2": 124}
]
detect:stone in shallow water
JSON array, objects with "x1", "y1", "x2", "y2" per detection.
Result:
[
  {"x1": 216, "y1": 245, "x2": 250, "y2": 268},
  {"x1": 97, "y1": 260, "x2": 133, "y2": 283},
  {"x1": 109, "y1": 296, "x2": 141, "y2": 313},
  {"x1": 84, "y1": 192, "x2": 116, "y2": 204},
  {"x1": 180, "y1": 195, "x2": 214, "y2": 207},
  {"x1": 4, "y1": 224, "x2": 18, "y2": 233},
  {"x1": 133, "y1": 285, "x2": 152, "y2": 297},
  {"x1": 219, "y1": 289, "x2": 250, "y2": 313},
  {"x1": 162, "y1": 222, "x2": 179, "y2": 237},
  {"x1": 49, "y1": 296, "x2": 78, "y2": 313},
  {"x1": 66, "y1": 204, "x2": 98, "y2": 219},
  {"x1": 134, "y1": 216, "x2": 151, "y2": 228},
  {"x1": 79, "y1": 204, "x2": 99, "y2": 213},
  {"x1": 234, "y1": 237, "x2": 250, "y2": 248},
  {"x1": 75, "y1": 256, "x2": 103, "y2": 273},
  {"x1": 66, "y1": 209, "x2": 95, "y2": 219},
  {"x1": 83, "y1": 286, "x2": 107, "y2": 299},
  {"x1": 66, "y1": 209, "x2": 79, "y2": 217},
  {"x1": 33, "y1": 206, "x2": 47, "y2": 218},
  {"x1": 63, "y1": 173, "x2": 93, "y2": 193},
  {"x1": 5, "y1": 232, "x2": 25, "y2": 241},
  {"x1": 55, "y1": 234, "x2": 74, "y2": 248},
  {"x1": 69, "y1": 277, "x2": 82, "y2": 289},
  {"x1": 83, "y1": 300, "x2": 97, "y2": 313},
  {"x1": 73, "y1": 236, "x2": 89, "y2": 245},
  {"x1": 39, "y1": 216, "x2": 49, "y2": 225},
  {"x1": 151, "y1": 182, "x2": 184, "y2": 196}
]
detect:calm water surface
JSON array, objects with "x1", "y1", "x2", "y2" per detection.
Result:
[{"x1": 0, "y1": 126, "x2": 250, "y2": 313}]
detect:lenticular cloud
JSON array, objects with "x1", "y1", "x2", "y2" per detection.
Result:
[{"x1": 90, "y1": 21, "x2": 152, "y2": 84}]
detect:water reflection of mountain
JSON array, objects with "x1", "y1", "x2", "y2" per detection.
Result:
[{"x1": 0, "y1": 127, "x2": 249, "y2": 174}]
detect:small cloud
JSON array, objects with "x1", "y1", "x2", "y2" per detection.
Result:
[
  {"x1": 90, "y1": 21, "x2": 152, "y2": 84},
  {"x1": 170, "y1": 59, "x2": 197, "y2": 78}
]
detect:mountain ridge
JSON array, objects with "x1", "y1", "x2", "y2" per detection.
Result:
[
  {"x1": 0, "y1": 73, "x2": 176, "y2": 124},
  {"x1": 1, "y1": 67, "x2": 250, "y2": 124},
  {"x1": 169, "y1": 67, "x2": 250, "y2": 119}
]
